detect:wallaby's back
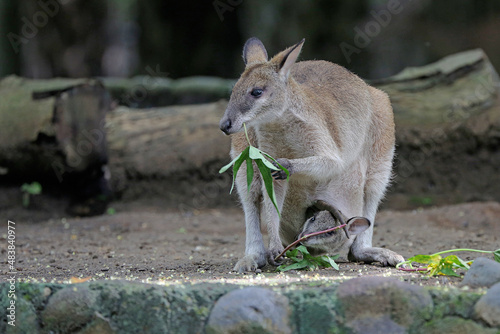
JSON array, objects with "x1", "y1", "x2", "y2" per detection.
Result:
[{"x1": 292, "y1": 60, "x2": 365, "y2": 91}]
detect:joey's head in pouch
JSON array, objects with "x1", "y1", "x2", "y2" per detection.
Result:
[{"x1": 300, "y1": 209, "x2": 371, "y2": 255}]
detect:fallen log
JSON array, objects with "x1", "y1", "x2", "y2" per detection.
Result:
[
  {"x1": 0, "y1": 79, "x2": 113, "y2": 215},
  {"x1": 105, "y1": 100, "x2": 231, "y2": 204},
  {"x1": 0, "y1": 49, "x2": 499, "y2": 211},
  {"x1": 372, "y1": 49, "x2": 500, "y2": 208}
]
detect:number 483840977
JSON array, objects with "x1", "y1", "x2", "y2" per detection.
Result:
[{"x1": 7, "y1": 220, "x2": 16, "y2": 267}]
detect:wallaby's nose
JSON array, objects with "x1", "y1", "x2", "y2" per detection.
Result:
[{"x1": 220, "y1": 119, "x2": 232, "y2": 135}]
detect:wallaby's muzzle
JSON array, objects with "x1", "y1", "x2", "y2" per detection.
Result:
[{"x1": 219, "y1": 118, "x2": 232, "y2": 135}]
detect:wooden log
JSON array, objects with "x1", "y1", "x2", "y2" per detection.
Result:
[
  {"x1": 372, "y1": 49, "x2": 500, "y2": 208},
  {"x1": 373, "y1": 49, "x2": 500, "y2": 137},
  {"x1": 0, "y1": 75, "x2": 232, "y2": 211},
  {"x1": 0, "y1": 79, "x2": 113, "y2": 215},
  {"x1": 106, "y1": 100, "x2": 230, "y2": 182},
  {"x1": 0, "y1": 77, "x2": 109, "y2": 180},
  {"x1": 104, "y1": 100, "x2": 232, "y2": 207},
  {"x1": 104, "y1": 49, "x2": 500, "y2": 207},
  {"x1": 103, "y1": 76, "x2": 234, "y2": 107},
  {"x1": 1, "y1": 49, "x2": 499, "y2": 210}
]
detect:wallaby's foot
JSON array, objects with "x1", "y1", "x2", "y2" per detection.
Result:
[
  {"x1": 266, "y1": 245, "x2": 285, "y2": 266},
  {"x1": 350, "y1": 247, "x2": 405, "y2": 267},
  {"x1": 233, "y1": 252, "x2": 267, "y2": 273}
]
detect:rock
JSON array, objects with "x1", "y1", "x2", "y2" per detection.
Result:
[
  {"x1": 422, "y1": 316, "x2": 497, "y2": 334},
  {"x1": 473, "y1": 282, "x2": 500, "y2": 327},
  {"x1": 41, "y1": 285, "x2": 97, "y2": 333},
  {"x1": 4, "y1": 280, "x2": 500, "y2": 333},
  {"x1": 347, "y1": 314, "x2": 407, "y2": 334},
  {"x1": 283, "y1": 285, "x2": 341, "y2": 334},
  {"x1": 43, "y1": 287, "x2": 52, "y2": 298},
  {"x1": 90, "y1": 281, "x2": 236, "y2": 333},
  {"x1": 206, "y1": 287, "x2": 291, "y2": 334},
  {"x1": 78, "y1": 312, "x2": 116, "y2": 334},
  {"x1": 429, "y1": 287, "x2": 482, "y2": 319},
  {"x1": 8, "y1": 298, "x2": 40, "y2": 334},
  {"x1": 461, "y1": 257, "x2": 500, "y2": 288},
  {"x1": 337, "y1": 277, "x2": 433, "y2": 332}
]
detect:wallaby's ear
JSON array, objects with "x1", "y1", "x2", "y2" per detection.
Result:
[
  {"x1": 346, "y1": 217, "x2": 371, "y2": 235},
  {"x1": 243, "y1": 37, "x2": 268, "y2": 66},
  {"x1": 273, "y1": 38, "x2": 305, "y2": 80},
  {"x1": 313, "y1": 199, "x2": 347, "y2": 225}
]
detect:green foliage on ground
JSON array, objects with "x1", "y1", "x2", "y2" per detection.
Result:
[{"x1": 277, "y1": 245, "x2": 340, "y2": 272}]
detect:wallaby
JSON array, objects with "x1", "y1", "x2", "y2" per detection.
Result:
[
  {"x1": 299, "y1": 200, "x2": 371, "y2": 260},
  {"x1": 220, "y1": 37, "x2": 404, "y2": 272}
]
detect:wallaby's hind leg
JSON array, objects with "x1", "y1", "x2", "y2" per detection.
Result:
[
  {"x1": 350, "y1": 150, "x2": 404, "y2": 266},
  {"x1": 349, "y1": 89, "x2": 404, "y2": 267}
]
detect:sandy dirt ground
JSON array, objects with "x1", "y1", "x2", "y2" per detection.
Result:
[{"x1": 3, "y1": 195, "x2": 499, "y2": 287}]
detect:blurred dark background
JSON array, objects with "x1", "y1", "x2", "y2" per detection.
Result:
[{"x1": 1, "y1": 0, "x2": 500, "y2": 81}]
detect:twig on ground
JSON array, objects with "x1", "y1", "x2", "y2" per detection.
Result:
[{"x1": 274, "y1": 223, "x2": 346, "y2": 262}]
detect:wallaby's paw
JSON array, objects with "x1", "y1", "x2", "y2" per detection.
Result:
[
  {"x1": 266, "y1": 245, "x2": 285, "y2": 266},
  {"x1": 272, "y1": 158, "x2": 293, "y2": 180},
  {"x1": 233, "y1": 253, "x2": 266, "y2": 273}
]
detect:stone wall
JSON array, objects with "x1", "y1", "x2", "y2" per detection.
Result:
[{"x1": 1, "y1": 277, "x2": 499, "y2": 333}]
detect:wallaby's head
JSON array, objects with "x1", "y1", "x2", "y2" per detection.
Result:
[
  {"x1": 220, "y1": 37, "x2": 305, "y2": 135},
  {"x1": 299, "y1": 210, "x2": 371, "y2": 254}
]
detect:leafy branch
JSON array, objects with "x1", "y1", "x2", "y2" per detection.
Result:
[
  {"x1": 396, "y1": 248, "x2": 500, "y2": 277},
  {"x1": 275, "y1": 223, "x2": 347, "y2": 272},
  {"x1": 219, "y1": 123, "x2": 289, "y2": 216},
  {"x1": 274, "y1": 223, "x2": 347, "y2": 262},
  {"x1": 277, "y1": 245, "x2": 340, "y2": 272}
]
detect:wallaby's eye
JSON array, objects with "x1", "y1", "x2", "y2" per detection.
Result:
[
  {"x1": 250, "y1": 88, "x2": 263, "y2": 97},
  {"x1": 310, "y1": 216, "x2": 316, "y2": 222}
]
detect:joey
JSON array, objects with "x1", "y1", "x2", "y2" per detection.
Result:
[{"x1": 299, "y1": 202, "x2": 370, "y2": 257}]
